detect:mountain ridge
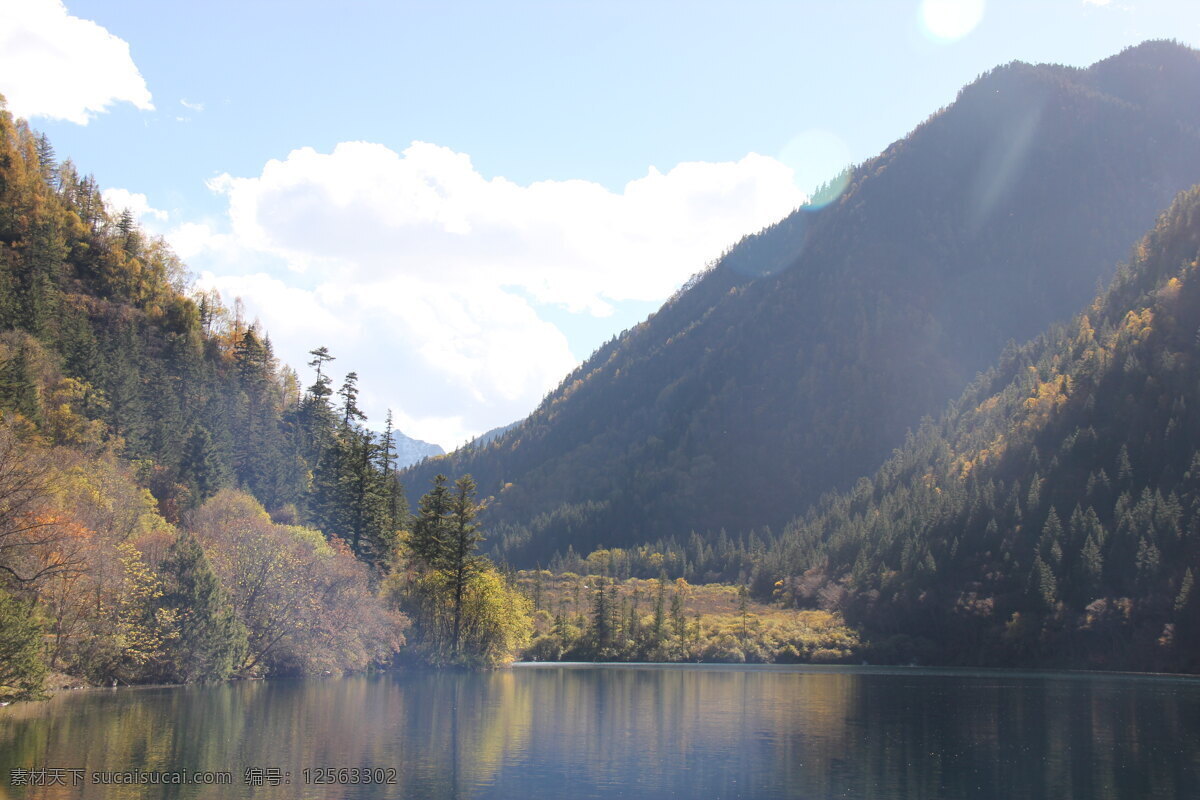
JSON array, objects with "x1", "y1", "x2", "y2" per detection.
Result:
[
  {"x1": 763, "y1": 183, "x2": 1200, "y2": 670},
  {"x1": 403, "y1": 40, "x2": 1200, "y2": 566}
]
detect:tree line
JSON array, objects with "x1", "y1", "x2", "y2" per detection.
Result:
[{"x1": 0, "y1": 106, "x2": 531, "y2": 699}]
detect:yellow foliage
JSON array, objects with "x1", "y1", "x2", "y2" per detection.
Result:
[
  {"x1": 1021, "y1": 375, "x2": 1068, "y2": 427},
  {"x1": 1158, "y1": 276, "x2": 1183, "y2": 303}
]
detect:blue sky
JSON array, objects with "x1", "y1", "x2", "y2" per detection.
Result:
[{"x1": 2, "y1": 0, "x2": 1198, "y2": 448}]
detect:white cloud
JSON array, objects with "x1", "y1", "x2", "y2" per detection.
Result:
[
  {"x1": 101, "y1": 187, "x2": 168, "y2": 223},
  {"x1": 180, "y1": 98, "x2": 204, "y2": 112},
  {"x1": 211, "y1": 141, "x2": 804, "y2": 309},
  {"x1": 185, "y1": 141, "x2": 805, "y2": 447},
  {"x1": 0, "y1": 0, "x2": 152, "y2": 124}
]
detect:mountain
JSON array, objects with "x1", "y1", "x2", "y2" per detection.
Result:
[
  {"x1": 0, "y1": 106, "x2": 406, "y2": 567},
  {"x1": 0, "y1": 107, "x2": 414, "y2": 689},
  {"x1": 402, "y1": 41, "x2": 1200, "y2": 565},
  {"x1": 765, "y1": 185, "x2": 1200, "y2": 671},
  {"x1": 393, "y1": 430, "x2": 444, "y2": 469},
  {"x1": 471, "y1": 420, "x2": 519, "y2": 449}
]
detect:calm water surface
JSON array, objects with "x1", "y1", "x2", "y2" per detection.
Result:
[{"x1": 2, "y1": 664, "x2": 1199, "y2": 799}]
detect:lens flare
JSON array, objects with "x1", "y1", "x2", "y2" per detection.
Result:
[
  {"x1": 778, "y1": 130, "x2": 853, "y2": 209},
  {"x1": 920, "y1": 0, "x2": 985, "y2": 42}
]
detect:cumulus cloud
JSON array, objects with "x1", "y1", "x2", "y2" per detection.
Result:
[
  {"x1": 101, "y1": 188, "x2": 168, "y2": 223},
  {"x1": 0, "y1": 0, "x2": 152, "y2": 124},
  {"x1": 183, "y1": 141, "x2": 805, "y2": 446}
]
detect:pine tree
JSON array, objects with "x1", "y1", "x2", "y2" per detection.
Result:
[
  {"x1": 738, "y1": 584, "x2": 750, "y2": 640},
  {"x1": 1135, "y1": 537, "x2": 1161, "y2": 595},
  {"x1": 1117, "y1": 445, "x2": 1134, "y2": 489},
  {"x1": 34, "y1": 133, "x2": 56, "y2": 187},
  {"x1": 307, "y1": 347, "x2": 335, "y2": 399},
  {"x1": 592, "y1": 577, "x2": 612, "y2": 654},
  {"x1": 653, "y1": 574, "x2": 667, "y2": 644},
  {"x1": 1176, "y1": 568, "x2": 1194, "y2": 615},
  {"x1": 338, "y1": 372, "x2": 364, "y2": 425},
  {"x1": 379, "y1": 410, "x2": 409, "y2": 536},
  {"x1": 179, "y1": 426, "x2": 225, "y2": 506},
  {"x1": 1076, "y1": 534, "x2": 1104, "y2": 604},
  {"x1": 0, "y1": 344, "x2": 42, "y2": 425},
  {"x1": 409, "y1": 474, "x2": 487, "y2": 656},
  {"x1": 532, "y1": 568, "x2": 544, "y2": 611},
  {"x1": 411, "y1": 474, "x2": 452, "y2": 569},
  {"x1": 158, "y1": 533, "x2": 247, "y2": 683},
  {"x1": 447, "y1": 476, "x2": 486, "y2": 657},
  {"x1": 1039, "y1": 508, "x2": 1064, "y2": 570},
  {"x1": 670, "y1": 587, "x2": 686, "y2": 640},
  {"x1": 299, "y1": 346, "x2": 337, "y2": 465},
  {"x1": 0, "y1": 586, "x2": 47, "y2": 700},
  {"x1": 1030, "y1": 555, "x2": 1058, "y2": 612}
]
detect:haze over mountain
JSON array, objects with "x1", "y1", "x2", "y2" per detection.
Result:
[
  {"x1": 762, "y1": 184, "x2": 1200, "y2": 672},
  {"x1": 392, "y1": 430, "x2": 443, "y2": 469},
  {"x1": 402, "y1": 41, "x2": 1200, "y2": 565}
]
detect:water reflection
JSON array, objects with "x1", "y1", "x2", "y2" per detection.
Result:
[{"x1": 2, "y1": 666, "x2": 1198, "y2": 799}]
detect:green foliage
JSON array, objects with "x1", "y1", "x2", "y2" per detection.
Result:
[
  {"x1": 158, "y1": 532, "x2": 247, "y2": 683},
  {"x1": 396, "y1": 475, "x2": 530, "y2": 666},
  {"x1": 0, "y1": 585, "x2": 47, "y2": 700},
  {"x1": 410, "y1": 474, "x2": 453, "y2": 569},
  {"x1": 178, "y1": 425, "x2": 224, "y2": 506},
  {"x1": 753, "y1": 184, "x2": 1200, "y2": 671},
  {"x1": 0, "y1": 109, "x2": 421, "y2": 687},
  {"x1": 397, "y1": 568, "x2": 532, "y2": 668}
]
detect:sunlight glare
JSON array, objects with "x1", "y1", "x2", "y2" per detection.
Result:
[
  {"x1": 778, "y1": 130, "x2": 853, "y2": 208},
  {"x1": 920, "y1": 0, "x2": 985, "y2": 42}
]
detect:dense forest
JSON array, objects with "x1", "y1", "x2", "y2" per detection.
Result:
[
  {"x1": 494, "y1": 185, "x2": 1200, "y2": 672},
  {"x1": 0, "y1": 104, "x2": 529, "y2": 700},
  {"x1": 403, "y1": 41, "x2": 1200, "y2": 566},
  {"x1": 527, "y1": 183, "x2": 1200, "y2": 669},
  {"x1": 751, "y1": 186, "x2": 1200, "y2": 672}
]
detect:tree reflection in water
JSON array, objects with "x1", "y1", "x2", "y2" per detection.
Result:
[{"x1": 1, "y1": 666, "x2": 1198, "y2": 799}]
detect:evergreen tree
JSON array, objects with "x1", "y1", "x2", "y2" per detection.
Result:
[
  {"x1": 379, "y1": 410, "x2": 410, "y2": 537},
  {"x1": 408, "y1": 473, "x2": 476, "y2": 650},
  {"x1": 670, "y1": 587, "x2": 686, "y2": 640},
  {"x1": 1039, "y1": 508, "x2": 1064, "y2": 570},
  {"x1": 0, "y1": 586, "x2": 47, "y2": 700},
  {"x1": 299, "y1": 346, "x2": 337, "y2": 465},
  {"x1": 1076, "y1": 534, "x2": 1104, "y2": 604},
  {"x1": 338, "y1": 371, "x2": 364, "y2": 425},
  {"x1": 179, "y1": 425, "x2": 225, "y2": 506},
  {"x1": 33, "y1": 133, "x2": 56, "y2": 186},
  {"x1": 591, "y1": 577, "x2": 612, "y2": 654},
  {"x1": 0, "y1": 345, "x2": 42, "y2": 425},
  {"x1": 401, "y1": 474, "x2": 529, "y2": 665},
  {"x1": 158, "y1": 533, "x2": 247, "y2": 682},
  {"x1": 653, "y1": 574, "x2": 668, "y2": 644},
  {"x1": 446, "y1": 476, "x2": 486, "y2": 657},
  {"x1": 738, "y1": 585, "x2": 750, "y2": 640},
  {"x1": 1177, "y1": 568, "x2": 1194, "y2": 615},
  {"x1": 411, "y1": 474, "x2": 452, "y2": 569}
]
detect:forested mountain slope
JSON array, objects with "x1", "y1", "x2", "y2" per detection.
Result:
[
  {"x1": 0, "y1": 102, "x2": 408, "y2": 569},
  {"x1": 0, "y1": 104, "x2": 421, "y2": 693},
  {"x1": 766, "y1": 185, "x2": 1200, "y2": 672},
  {"x1": 405, "y1": 41, "x2": 1200, "y2": 564}
]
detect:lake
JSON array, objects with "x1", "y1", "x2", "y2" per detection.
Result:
[{"x1": 2, "y1": 664, "x2": 1199, "y2": 799}]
